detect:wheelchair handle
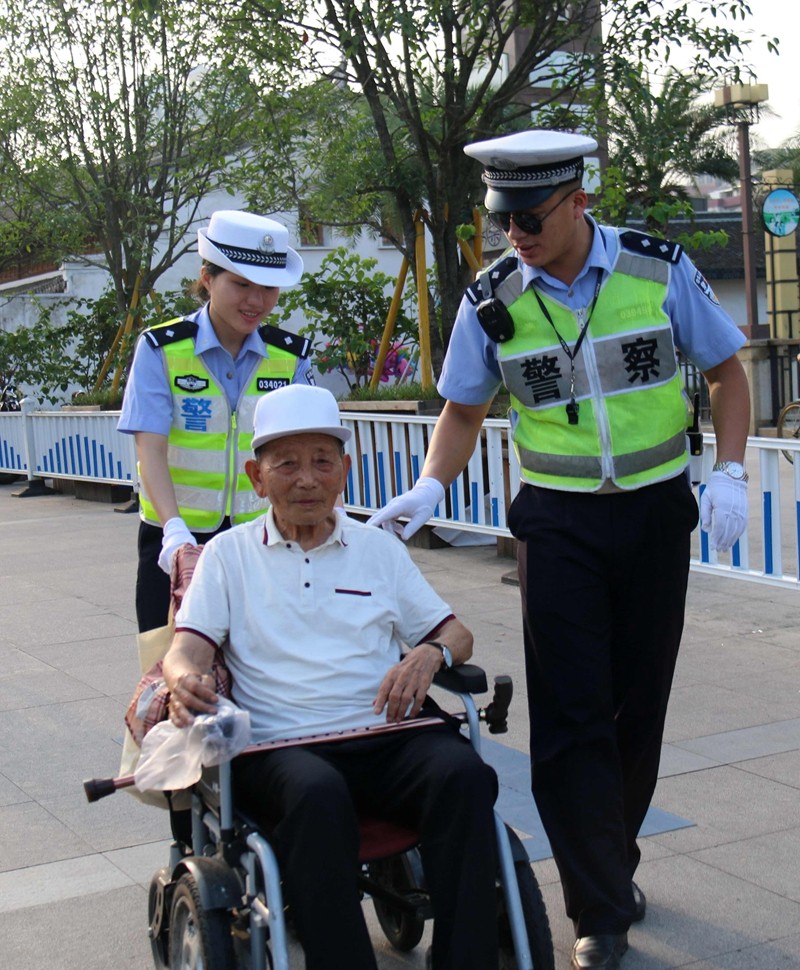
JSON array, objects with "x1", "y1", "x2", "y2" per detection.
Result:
[{"x1": 482, "y1": 675, "x2": 513, "y2": 734}]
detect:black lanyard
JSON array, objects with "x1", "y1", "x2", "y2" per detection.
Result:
[{"x1": 529, "y1": 268, "x2": 603, "y2": 425}]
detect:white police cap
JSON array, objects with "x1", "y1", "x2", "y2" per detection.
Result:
[
  {"x1": 198, "y1": 210, "x2": 304, "y2": 288},
  {"x1": 465, "y1": 130, "x2": 598, "y2": 212}
]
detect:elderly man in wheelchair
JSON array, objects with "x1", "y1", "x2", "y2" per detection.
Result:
[{"x1": 161, "y1": 383, "x2": 503, "y2": 970}]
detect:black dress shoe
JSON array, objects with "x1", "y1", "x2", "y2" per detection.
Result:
[
  {"x1": 571, "y1": 933, "x2": 628, "y2": 970},
  {"x1": 631, "y1": 881, "x2": 646, "y2": 922}
]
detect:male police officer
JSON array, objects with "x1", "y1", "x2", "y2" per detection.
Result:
[{"x1": 369, "y1": 130, "x2": 750, "y2": 970}]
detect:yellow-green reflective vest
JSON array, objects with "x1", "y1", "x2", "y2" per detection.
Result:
[
  {"x1": 138, "y1": 319, "x2": 307, "y2": 531},
  {"x1": 492, "y1": 244, "x2": 691, "y2": 491}
]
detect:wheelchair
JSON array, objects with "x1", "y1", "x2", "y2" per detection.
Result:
[{"x1": 87, "y1": 664, "x2": 555, "y2": 970}]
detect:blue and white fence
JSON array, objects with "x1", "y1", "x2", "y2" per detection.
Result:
[{"x1": 1, "y1": 405, "x2": 798, "y2": 589}]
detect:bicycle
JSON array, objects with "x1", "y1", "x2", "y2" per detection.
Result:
[
  {"x1": 777, "y1": 352, "x2": 800, "y2": 463},
  {"x1": 777, "y1": 398, "x2": 800, "y2": 463}
]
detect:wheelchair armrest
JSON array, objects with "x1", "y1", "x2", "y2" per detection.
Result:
[{"x1": 433, "y1": 663, "x2": 488, "y2": 695}]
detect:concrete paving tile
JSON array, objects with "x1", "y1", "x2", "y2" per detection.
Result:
[
  {"x1": 673, "y1": 718, "x2": 800, "y2": 764},
  {"x1": 102, "y1": 838, "x2": 172, "y2": 887},
  {"x1": 658, "y1": 744, "x2": 720, "y2": 776},
  {"x1": 677, "y1": 934, "x2": 800, "y2": 969},
  {"x1": 0, "y1": 771, "x2": 29, "y2": 808},
  {"x1": 42, "y1": 787, "x2": 172, "y2": 854},
  {"x1": 690, "y1": 827, "x2": 800, "y2": 903},
  {"x1": 649, "y1": 766, "x2": 800, "y2": 853},
  {"x1": 619, "y1": 854, "x2": 800, "y2": 967},
  {"x1": 735, "y1": 748, "x2": 800, "y2": 790},
  {"x1": 0, "y1": 646, "x2": 50, "y2": 678},
  {"x1": 0, "y1": 853, "x2": 135, "y2": 914},
  {"x1": 20, "y1": 632, "x2": 138, "y2": 669},
  {"x1": 0, "y1": 884, "x2": 150, "y2": 970},
  {"x1": 670, "y1": 637, "x2": 800, "y2": 688},
  {"x1": 663, "y1": 683, "x2": 800, "y2": 741},
  {"x1": 0, "y1": 802, "x2": 93, "y2": 872},
  {"x1": 0, "y1": 669, "x2": 102, "y2": 712},
  {"x1": 0, "y1": 609, "x2": 137, "y2": 648}
]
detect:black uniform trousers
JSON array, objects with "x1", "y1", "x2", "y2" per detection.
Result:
[
  {"x1": 135, "y1": 518, "x2": 231, "y2": 633},
  {"x1": 508, "y1": 475, "x2": 698, "y2": 937},
  {"x1": 233, "y1": 724, "x2": 499, "y2": 970}
]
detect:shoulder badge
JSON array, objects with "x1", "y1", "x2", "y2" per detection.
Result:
[
  {"x1": 143, "y1": 318, "x2": 198, "y2": 348},
  {"x1": 466, "y1": 252, "x2": 518, "y2": 305},
  {"x1": 259, "y1": 324, "x2": 311, "y2": 359},
  {"x1": 619, "y1": 230, "x2": 683, "y2": 264}
]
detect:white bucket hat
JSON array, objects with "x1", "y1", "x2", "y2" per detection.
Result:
[
  {"x1": 198, "y1": 210, "x2": 304, "y2": 287},
  {"x1": 252, "y1": 385, "x2": 352, "y2": 451}
]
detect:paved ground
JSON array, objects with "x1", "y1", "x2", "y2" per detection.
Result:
[{"x1": 1, "y1": 480, "x2": 799, "y2": 969}]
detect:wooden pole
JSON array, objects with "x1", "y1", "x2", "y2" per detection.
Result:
[
  {"x1": 369, "y1": 256, "x2": 410, "y2": 392},
  {"x1": 414, "y1": 211, "x2": 433, "y2": 391},
  {"x1": 93, "y1": 270, "x2": 144, "y2": 394}
]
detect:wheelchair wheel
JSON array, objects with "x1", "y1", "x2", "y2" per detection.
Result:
[
  {"x1": 369, "y1": 853, "x2": 426, "y2": 952},
  {"x1": 147, "y1": 869, "x2": 170, "y2": 970},
  {"x1": 497, "y1": 859, "x2": 555, "y2": 970},
  {"x1": 777, "y1": 401, "x2": 800, "y2": 463},
  {"x1": 169, "y1": 872, "x2": 235, "y2": 969}
]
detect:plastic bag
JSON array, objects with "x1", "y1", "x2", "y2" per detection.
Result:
[{"x1": 134, "y1": 698, "x2": 251, "y2": 792}]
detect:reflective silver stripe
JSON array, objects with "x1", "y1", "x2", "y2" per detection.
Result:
[
  {"x1": 616, "y1": 250, "x2": 670, "y2": 285},
  {"x1": 501, "y1": 345, "x2": 579, "y2": 409},
  {"x1": 592, "y1": 327, "x2": 678, "y2": 395},
  {"x1": 501, "y1": 325, "x2": 677, "y2": 410},
  {"x1": 233, "y1": 490, "x2": 271, "y2": 516},
  {"x1": 173, "y1": 482, "x2": 227, "y2": 514},
  {"x1": 517, "y1": 447, "x2": 602, "y2": 477},
  {"x1": 166, "y1": 444, "x2": 226, "y2": 474},
  {"x1": 613, "y1": 430, "x2": 687, "y2": 476},
  {"x1": 518, "y1": 429, "x2": 687, "y2": 480}
]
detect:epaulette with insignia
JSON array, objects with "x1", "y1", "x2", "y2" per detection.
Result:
[
  {"x1": 619, "y1": 230, "x2": 683, "y2": 264},
  {"x1": 143, "y1": 318, "x2": 198, "y2": 348},
  {"x1": 465, "y1": 252, "x2": 518, "y2": 305},
  {"x1": 259, "y1": 324, "x2": 311, "y2": 359}
]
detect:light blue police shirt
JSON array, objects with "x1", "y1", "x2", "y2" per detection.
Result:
[
  {"x1": 118, "y1": 305, "x2": 313, "y2": 436},
  {"x1": 437, "y1": 214, "x2": 746, "y2": 406}
]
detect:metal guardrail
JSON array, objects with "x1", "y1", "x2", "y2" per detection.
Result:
[
  {"x1": 1, "y1": 406, "x2": 798, "y2": 589},
  {"x1": 0, "y1": 402, "x2": 136, "y2": 485}
]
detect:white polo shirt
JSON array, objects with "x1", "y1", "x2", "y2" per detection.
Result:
[{"x1": 175, "y1": 510, "x2": 454, "y2": 743}]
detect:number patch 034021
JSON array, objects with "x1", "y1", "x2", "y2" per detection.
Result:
[{"x1": 257, "y1": 378, "x2": 291, "y2": 392}]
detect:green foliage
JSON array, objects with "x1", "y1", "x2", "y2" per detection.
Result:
[
  {"x1": 272, "y1": 248, "x2": 418, "y2": 391},
  {"x1": 598, "y1": 64, "x2": 739, "y2": 231},
  {"x1": 345, "y1": 381, "x2": 440, "y2": 403},
  {"x1": 0, "y1": 286, "x2": 197, "y2": 406}
]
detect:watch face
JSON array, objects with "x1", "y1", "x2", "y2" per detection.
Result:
[{"x1": 726, "y1": 462, "x2": 746, "y2": 479}]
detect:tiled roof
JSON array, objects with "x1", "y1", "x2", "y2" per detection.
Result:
[{"x1": 628, "y1": 213, "x2": 768, "y2": 280}]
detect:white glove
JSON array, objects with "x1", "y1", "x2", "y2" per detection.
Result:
[
  {"x1": 699, "y1": 471, "x2": 748, "y2": 553},
  {"x1": 157, "y1": 516, "x2": 199, "y2": 574},
  {"x1": 366, "y1": 476, "x2": 446, "y2": 541}
]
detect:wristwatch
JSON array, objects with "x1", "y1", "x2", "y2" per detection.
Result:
[
  {"x1": 712, "y1": 461, "x2": 749, "y2": 482},
  {"x1": 422, "y1": 641, "x2": 453, "y2": 669}
]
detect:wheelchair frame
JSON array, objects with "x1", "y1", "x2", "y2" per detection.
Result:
[{"x1": 105, "y1": 666, "x2": 554, "y2": 969}]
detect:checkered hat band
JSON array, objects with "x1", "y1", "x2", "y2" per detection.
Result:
[
  {"x1": 210, "y1": 239, "x2": 288, "y2": 269},
  {"x1": 482, "y1": 157, "x2": 583, "y2": 189}
]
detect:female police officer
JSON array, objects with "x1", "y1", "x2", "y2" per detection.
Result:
[
  {"x1": 118, "y1": 210, "x2": 314, "y2": 632},
  {"x1": 369, "y1": 130, "x2": 750, "y2": 970}
]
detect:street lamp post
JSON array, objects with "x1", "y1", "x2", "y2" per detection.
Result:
[{"x1": 714, "y1": 82, "x2": 769, "y2": 339}]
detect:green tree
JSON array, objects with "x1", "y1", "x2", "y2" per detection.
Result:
[
  {"x1": 273, "y1": 248, "x2": 418, "y2": 391},
  {"x1": 0, "y1": 0, "x2": 260, "y2": 317},
  {"x1": 220, "y1": 0, "x2": 771, "y2": 360},
  {"x1": 754, "y1": 130, "x2": 800, "y2": 186}
]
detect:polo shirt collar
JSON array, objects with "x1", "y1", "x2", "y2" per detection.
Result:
[{"x1": 262, "y1": 506, "x2": 348, "y2": 548}]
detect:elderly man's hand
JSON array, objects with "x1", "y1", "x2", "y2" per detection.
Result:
[
  {"x1": 373, "y1": 645, "x2": 444, "y2": 723},
  {"x1": 168, "y1": 672, "x2": 219, "y2": 727}
]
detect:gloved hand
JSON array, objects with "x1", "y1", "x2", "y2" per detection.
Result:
[
  {"x1": 157, "y1": 516, "x2": 199, "y2": 574},
  {"x1": 699, "y1": 471, "x2": 748, "y2": 552},
  {"x1": 366, "y1": 476, "x2": 446, "y2": 541}
]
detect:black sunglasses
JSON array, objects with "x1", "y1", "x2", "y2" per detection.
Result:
[{"x1": 487, "y1": 189, "x2": 575, "y2": 236}]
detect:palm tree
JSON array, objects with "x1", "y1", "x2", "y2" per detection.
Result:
[{"x1": 600, "y1": 64, "x2": 739, "y2": 231}]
